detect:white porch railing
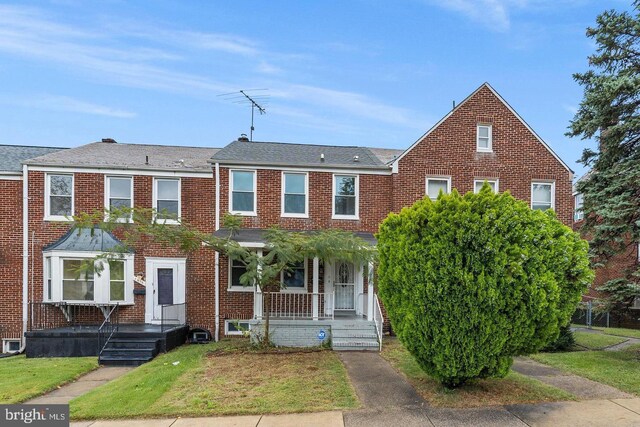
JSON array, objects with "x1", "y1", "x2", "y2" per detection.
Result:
[
  {"x1": 373, "y1": 294, "x2": 383, "y2": 351},
  {"x1": 260, "y1": 292, "x2": 334, "y2": 320}
]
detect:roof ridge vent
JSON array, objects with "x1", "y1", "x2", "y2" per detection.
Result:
[
  {"x1": 238, "y1": 134, "x2": 250, "y2": 142},
  {"x1": 101, "y1": 138, "x2": 117, "y2": 143}
]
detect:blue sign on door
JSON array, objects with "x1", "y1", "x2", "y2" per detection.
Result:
[{"x1": 318, "y1": 329, "x2": 326, "y2": 340}]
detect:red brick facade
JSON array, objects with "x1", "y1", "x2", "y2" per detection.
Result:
[{"x1": 0, "y1": 84, "x2": 578, "y2": 347}]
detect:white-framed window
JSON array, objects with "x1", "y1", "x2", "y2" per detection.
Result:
[
  {"x1": 282, "y1": 172, "x2": 308, "y2": 217},
  {"x1": 230, "y1": 170, "x2": 257, "y2": 215},
  {"x1": 531, "y1": 182, "x2": 555, "y2": 211},
  {"x1": 109, "y1": 260, "x2": 125, "y2": 301},
  {"x1": 574, "y1": 193, "x2": 584, "y2": 221},
  {"x1": 333, "y1": 174, "x2": 359, "y2": 219},
  {"x1": 153, "y1": 178, "x2": 181, "y2": 224},
  {"x1": 45, "y1": 173, "x2": 73, "y2": 221},
  {"x1": 474, "y1": 179, "x2": 499, "y2": 193},
  {"x1": 228, "y1": 257, "x2": 252, "y2": 292},
  {"x1": 225, "y1": 320, "x2": 251, "y2": 336},
  {"x1": 105, "y1": 176, "x2": 133, "y2": 222},
  {"x1": 281, "y1": 260, "x2": 307, "y2": 293},
  {"x1": 2, "y1": 339, "x2": 20, "y2": 353},
  {"x1": 43, "y1": 253, "x2": 134, "y2": 304},
  {"x1": 426, "y1": 176, "x2": 451, "y2": 200},
  {"x1": 477, "y1": 124, "x2": 493, "y2": 152}
]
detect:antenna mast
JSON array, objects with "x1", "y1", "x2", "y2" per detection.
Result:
[{"x1": 218, "y1": 89, "x2": 268, "y2": 141}]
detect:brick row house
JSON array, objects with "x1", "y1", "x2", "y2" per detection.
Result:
[{"x1": 0, "y1": 83, "x2": 575, "y2": 362}]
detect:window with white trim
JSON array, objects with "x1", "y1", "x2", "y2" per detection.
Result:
[
  {"x1": 109, "y1": 260, "x2": 125, "y2": 301},
  {"x1": 333, "y1": 175, "x2": 358, "y2": 218},
  {"x1": 230, "y1": 170, "x2": 256, "y2": 215},
  {"x1": 282, "y1": 172, "x2": 307, "y2": 217},
  {"x1": 477, "y1": 124, "x2": 492, "y2": 152},
  {"x1": 574, "y1": 193, "x2": 584, "y2": 221},
  {"x1": 228, "y1": 257, "x2": 251, "y2": 291},
  {"x1": 474, "y1": 179, "x2": 498, "y2": 193},
  {"x1": 154, "y1": 178, "x2": 180, "y2": 223},
  {"x1": 46, "y1": 174, "x2": 73, "y2": 220},
  {"x1": 532, "y1": 182, "x2": 554, "y2": 211},
  {"x1": 225, "y1": 320, "x2": 251, "y2": 336},
  {"x1": 43, "y1": 254, "x2": 134, "y2": 304},
  {"x1": 2, "y1": 339, "x2": 20, "y2": 353},
  {"x1": 106, "y1": 176, "x2": 133, "y2": 221},
  {"x1": 426, "y1": 177, "x2": 451, "y2": 200},
  {"x1": 62, "y1": 259, "x2": 94, "y2": 301},
  {"x1": 281, "y1": 260, "x2": 307, "y2": 291}
]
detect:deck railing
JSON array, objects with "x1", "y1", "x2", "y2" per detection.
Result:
[
  {"x1": 161, "y1": 302, "x2": 187, "y2": 332},
  {"x1": 262, "y1": 292, "x2": 333, "y2": 320},
  {"x1": 97, "y1": 303, "x2": 120, "y2": 359},
  {"x1": 28, "y1": 302, "x2": 103, "y2": 331},
  {"x1": 373, "y1": 294, "x2": 383, "y2": 351}
]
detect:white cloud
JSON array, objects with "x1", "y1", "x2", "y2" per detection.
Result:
[{"x1": 7, "y1": 95, "x2": 136, "y2": 118}]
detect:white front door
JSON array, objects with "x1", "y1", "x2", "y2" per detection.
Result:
[
  {"x1": 334, "y1": 261, "x2": 356, "y2": 310},
  {"x1": 145, "y1": 258, "x2": 186, "y2": 324}
]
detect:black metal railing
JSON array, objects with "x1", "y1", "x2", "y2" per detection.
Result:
[
  {"x1": 161, "y1": 302, "x2": 187, "y2": 332},
  {"x1": 97, "y1": 304, "x2": 120, "y2": 360},
  {"x1": 28, "y1": 302, "x2": 102, "y2": 331}
]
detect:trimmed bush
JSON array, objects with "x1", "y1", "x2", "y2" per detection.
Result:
[
  {"x1": 377, "y1": 186, "x2": 593, "y2": 387},
  {"x1": 543, "y1": 325, "x2": 575, "y2": 352}
]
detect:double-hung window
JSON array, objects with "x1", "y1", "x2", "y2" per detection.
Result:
[
  {"x1": 281, "y1": 260, "x2": 306, "y2": 292},
  {"x1": 282, "y1": 172, "x2": 308, "y2": 217},
  {"x1": 333, "y1": 175, "x2": 358, "y2": 219},
  {"x1": 426, "y1": 177, "x2": 451, "y2": 200},
  {"x1": 154, "y1": 178, "x2": 180, "y2": 223},
  {"x1": 474, "y1": 179, "x2": 498, "y2": 193},
  {"x1": 62, "y1": 259, "x2": 94, "y2": 301},
  {"x1": 106, "y1": 176, "x2": 133, "y2": 221},
  {"x1": 477, "y1": 124, "x2": 493, "y2": 152},
  {"x1": 229, "y1": 258, "x2": 250, "y2": 291},
  {"x1": 531, "y1": 182, "x2": 554, "y2": 211},
  {"x1": 574, "y1": 193, "x2": 584, "y2": 221},
  {"x1": 230, "y1": 170, "x2": 256, "y2": 215},
  {"x1": 46, "y1": 174, "x2": 73, "y2": 220},
  {"x1": 109, "y1": 260, "x2": 125, "y2": 301}
]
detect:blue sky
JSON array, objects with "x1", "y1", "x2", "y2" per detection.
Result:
[{"x1": 0, "y1": 1, "x2": 630, "y2": 177}]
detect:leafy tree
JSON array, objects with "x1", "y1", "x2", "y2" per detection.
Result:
[
  {"x1": 73, "y1": 207, "x2": 375, "y2": 345},
  {"x1": 377, "y1": 186, "x2": 592, "y2": 387},
  {"x1": 568, "y1": 1, "x2": 640, "y2": 314}
]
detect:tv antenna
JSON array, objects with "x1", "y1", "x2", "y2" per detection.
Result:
[{"x1": 218, "y1": 89, "x2": 268, "y2": 141}]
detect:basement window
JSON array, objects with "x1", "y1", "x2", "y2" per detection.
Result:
[
  {"x1": 225, "y1": 320, "x2": 251, "y2": 336},
  {"x1": 2, "y1": 339, "x2": 20, "y2": 353}
]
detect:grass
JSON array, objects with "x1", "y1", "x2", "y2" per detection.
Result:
[
  {"x1": 0, "y1": 355, "x2": 98, "y2": 403},
  {"x1": 573, "y1": 331, "x2": 628, "y2": 350},
  {"x1": 71, "y1": 340, "x2": 358, "y2": 419},
  {"x1": 380, "y1": 338, "x2": 574, "y2": 408},
  {"x1": 531, "y1": 344, "x2": 640, "y2": 396},
  {"x1": 585, "y1": 326, "x2": 640, "y2": 340}
]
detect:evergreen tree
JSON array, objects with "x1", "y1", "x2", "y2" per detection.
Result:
[{"x1": 568, "y1": 1, "x2": 640, "y2": 314}]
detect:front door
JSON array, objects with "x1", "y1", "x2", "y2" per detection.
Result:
[
  {"x1": 153, "y1": 266, "x2": 176, "y2": 321},
  {"x1": 145, "y1": 258, "x2": 186, "y2": 324},
  {"x1": 334, "y1": 261, "x2": 355, "y2": 310}
]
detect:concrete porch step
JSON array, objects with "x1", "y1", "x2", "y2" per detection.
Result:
[{"x1": 332, "y1": 338, "x2": 380, "y2": 351}]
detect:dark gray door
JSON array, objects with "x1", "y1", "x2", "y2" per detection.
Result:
[{"x1": 157, "y1": 268, "x2": 174, "y2": 305}]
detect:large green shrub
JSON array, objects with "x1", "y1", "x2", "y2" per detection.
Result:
[{"x1": 377, "y1": 186, "x2": 593, "y2": 387}]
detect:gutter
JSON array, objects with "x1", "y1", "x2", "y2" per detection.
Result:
[
  {"x1": 20, "y1": 164, "x2": 28, "y2": 352},
  {"x1": 214, "y1": 162, "x2": 220, "y2": 342}
]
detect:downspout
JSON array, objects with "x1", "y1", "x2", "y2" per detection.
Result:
[
  {"x1": 214, "y1": 162, "x2": 220, "y2": 342},
  {"x1": 20, "y1": 164, "x2": 29, "y2": 352}
]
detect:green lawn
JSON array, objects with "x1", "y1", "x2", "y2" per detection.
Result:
[
  {"x1": 0, "y1": 355, "x2": 98, "y2": 403},
  {"x1": 381, "y1": 338, "x2": 574, "y2": 408},
  {"x1": 531, "y1": 344, "x2": 640, "y2": 396},
  {"x1": 573, "y1": 331, "x2": 628, "y2": 350},
  {"x1": 590, "y1": 326, "x2": 640, "y2": 340},
  {"x1": 71, "y1": 340, "x2": 358, "y2": 419}
]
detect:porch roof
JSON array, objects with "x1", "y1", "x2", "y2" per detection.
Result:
[
  {"x1": 213, "y1": 228, "x2": 377, "y2": 246},
  {"x1": 43, "y1": 227, "x2": 133, "y2": 253}
]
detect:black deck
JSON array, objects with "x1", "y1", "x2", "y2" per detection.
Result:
[{"x1": 25, "y1": 323, "x2": 189, "y2": 358}]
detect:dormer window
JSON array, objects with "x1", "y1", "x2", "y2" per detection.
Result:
[{"x1": 477, "y1": 124, "x2": 493, "y2": 152}]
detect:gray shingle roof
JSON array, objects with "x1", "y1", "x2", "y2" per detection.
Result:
[
  {"x1": 367, "y1": 147, "x2": 404, "y2": 165},
  {"x1": 25, "y1": 141, "x2": 220, "y2": 172},
  {"x1": 211, "y1": 140, "x2": 395, "y2": 170},
  {"x1": 43, "y1": 227, "x2": 132, "y2": 253},
  {"x1": 0, "y1": 145, "x2": 65, "y2": 173}
]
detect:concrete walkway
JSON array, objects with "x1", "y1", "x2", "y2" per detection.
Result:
[
  {"x1": 27, "y1": 366, "x2": 132, "y2": 405},
  {"x1": 573, "y1": 327, "x2": 640, "y2": 351},
  {"x1": 512, "y1": 357, "x2": 632, "y2": 399}
]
